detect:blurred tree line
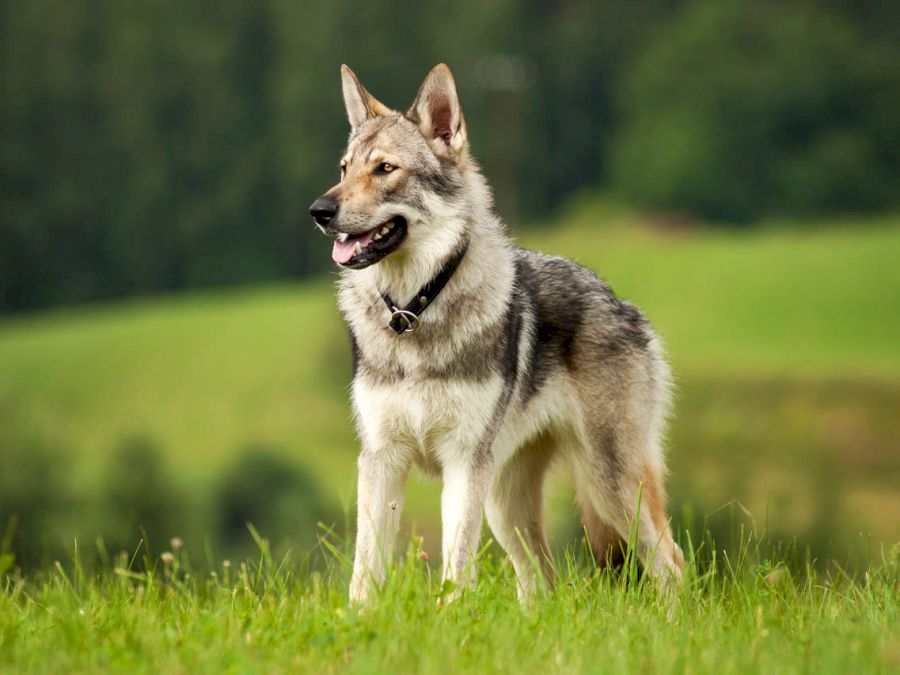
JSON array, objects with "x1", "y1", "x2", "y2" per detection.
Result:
[{"x1": 1, "y1": 0, "x2": 897, "y2": 312}]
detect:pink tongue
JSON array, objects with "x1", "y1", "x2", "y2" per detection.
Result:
[
  {"x1": 332, "y1": 239, "x2": 356, "y2": 264},
  {"x1": 331, "y1": 229, "x2": 377, "y2": 264}
]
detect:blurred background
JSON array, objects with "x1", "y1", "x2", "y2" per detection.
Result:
[{"x1": 1, "y1": 0, "x2": 898, "y2": 571}]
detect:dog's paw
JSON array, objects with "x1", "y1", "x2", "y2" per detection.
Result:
[
  {"x1": 435, "y1": 578, "x2": 461, "y2": 608},
  {"x1": 348, "y1": 577, "x2": 371, "y2": 607}
]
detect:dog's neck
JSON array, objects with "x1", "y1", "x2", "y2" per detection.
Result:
[
  {"x1": 367, "y1": 219, "x2": 471, "y2": 305},
  {"x1": 348, "y1": 171, "x2": 511, "y2": 307}
]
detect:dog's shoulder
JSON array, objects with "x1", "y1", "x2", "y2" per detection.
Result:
[
  {"x1": 511, "y1": 246, "x2": 619, "y2": 312},
  {"x1": 511, "y1": 246, "x2": 654, "y2": 360}
]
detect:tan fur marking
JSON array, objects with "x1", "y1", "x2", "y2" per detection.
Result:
[
  {"x1": 578, "y1": 495, "x2": 625, "y2": 567},
  {"x1": 642, "y1": 466, "x2": 669, "y2": 534}
]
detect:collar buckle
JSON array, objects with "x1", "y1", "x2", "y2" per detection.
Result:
[{"x1": 389, "y1": 308, "x2": 420, "y2": 334}]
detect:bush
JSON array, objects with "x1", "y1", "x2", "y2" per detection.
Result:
[
  {"x1": 0, "y1": 428, "x2": 72, "y2": 569},
  {"x1": 97, "y1": 435, "x2": 189, "y2": 557},
  {"x1": 611, "y1": 0, "x2": 900, "y2": 222},
  {"x1": 216, "y1": 447, "x2": 335, "y2": 557},
  {"x1": 0, "y1": 424, "x2": 190, "y2": 569},
  {"x1": 0, "y1": 428, "x2": 338, "y2": 569}
]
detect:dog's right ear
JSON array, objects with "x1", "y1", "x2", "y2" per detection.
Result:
[{"x1": 341, "y1": 65, "x2": 392, "y2": 130}]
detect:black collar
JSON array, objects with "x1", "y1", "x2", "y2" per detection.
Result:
[{"x1": 380, "y1": 241, "x2": 469, "y2": 334}]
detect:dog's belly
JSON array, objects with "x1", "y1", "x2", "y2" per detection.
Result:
[{"x1": 492, "y1": 373, "x2": 584, "y2": 468}]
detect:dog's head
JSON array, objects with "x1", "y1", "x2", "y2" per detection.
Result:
[{"x1": 310, "y1": 64, "x2": 470, "y2": 270}]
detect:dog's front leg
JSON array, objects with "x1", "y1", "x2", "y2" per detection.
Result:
[
  {"x1": 349, "y1": 450, "x2": 407, "y2": 605},
  {"x1": 440, "y1": 457, "x2": 492, "y2": 600}
]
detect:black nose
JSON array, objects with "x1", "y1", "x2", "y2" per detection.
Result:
[{"x1": 309, "y1": 196, "x2": 338, "y2": 227}]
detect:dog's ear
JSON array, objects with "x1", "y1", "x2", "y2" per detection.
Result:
[
  {"x1": 407, "y1": 63, "x2": 467, "y2": 158},
  {"x1": 341, "y1": 65, "x2": 392, "y2": 130}
]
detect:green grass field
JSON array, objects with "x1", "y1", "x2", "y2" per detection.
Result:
[
  {"x1": 2, "y1": 536, "x2": 898, "y2": 674},
  {"x1": 1, "y1": 202, "x2": 899, "y2": 672}
]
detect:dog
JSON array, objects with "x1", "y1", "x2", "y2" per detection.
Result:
[{"x1": 309, "y1": 64, "x2": 683, "y2": 603}]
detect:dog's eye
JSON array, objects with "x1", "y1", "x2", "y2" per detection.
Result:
[{"x1": 375, "y1": 163, "x2": 396, "y2": 174}]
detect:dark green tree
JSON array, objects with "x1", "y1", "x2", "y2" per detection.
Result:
[{"x1": 612, "y1": 0, "x2": 900, "y2": 221}]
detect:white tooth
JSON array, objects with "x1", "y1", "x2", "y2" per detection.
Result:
[
  {"x1": 354, "y1": 242, "x2": 363, "y2": 255},
  {"x1": 338, "y1": 232, "x2": 348, "y2": 243},
  {"x1": 373, "y1": 232, "x2": 383, "y2": 240},
  {"x1": 380, "y1": 226, "x2": 390, "y2": 235}
]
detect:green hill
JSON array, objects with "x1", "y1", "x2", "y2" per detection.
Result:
[{"x1": 1, "y1": 203, "x2": 899, "y2": 559}]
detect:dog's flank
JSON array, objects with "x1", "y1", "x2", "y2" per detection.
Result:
[{"x1": 310, "y1": 63, "x2": 683, "y2": 604}]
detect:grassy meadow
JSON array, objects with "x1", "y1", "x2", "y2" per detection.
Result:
[
  {"x1": 1, "y1": 201, "x2": 899, "y2": 672},
  {"x1": 1, "y1": 539, "x2": 898, "y2": 674}
]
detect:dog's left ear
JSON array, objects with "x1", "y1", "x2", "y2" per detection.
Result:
[{"x1": 407, "y1": 64, "x2": 467, "y2": 159}]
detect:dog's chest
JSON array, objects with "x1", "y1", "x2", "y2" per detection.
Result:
[
  {"x1": 342, "y1": 267, "x2": 514, "y2": 463},
  {"x1": 352, "y1": 349, "x2": 505, "y2": 465}
]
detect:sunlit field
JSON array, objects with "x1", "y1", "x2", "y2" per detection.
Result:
[
  {"x1": 2, "y1": 204, "x2": 899, "y2": 672},
  {"x1": 1, "y1": 203, "x2": 897, "y2": 553},
  {"x1": 3, "y1": 1, "x2": 897, "y2": 670},
  {"x1": 2, "y1": 534, "x2": 898, "y2": 674}
]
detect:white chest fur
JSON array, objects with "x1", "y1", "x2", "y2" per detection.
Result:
[{"x1": 352, "y1": 375, "x2": 505, "y2": 470}]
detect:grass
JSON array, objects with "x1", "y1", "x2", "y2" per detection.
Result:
[
  {"x1": 1, "y1": 533, "x2": 898, "y2": 674},
  {"x1": 1, "y1": 202, "x2": 899, "y2": 672},
  {"x1": 0, "y1": 282, "x2": 350, "y2": 484}
]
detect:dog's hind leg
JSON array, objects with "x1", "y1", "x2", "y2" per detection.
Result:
[
  {"x1": 485, "y1": 433, "x2": 555, "y2": 602},
  {"x1": 575, "y1": 423, "x2": 683, "y2": 587},
  {"x1": 577, "y1": 492, "x2": 626, "y2": 569}
]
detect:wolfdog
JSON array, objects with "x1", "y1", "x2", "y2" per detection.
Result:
[{"x1": 310, "y1": 64, "x2": 683, "y2": 603}]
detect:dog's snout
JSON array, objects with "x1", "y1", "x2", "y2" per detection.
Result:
[{"x1": 309, "y1": 196, "x2": 338, "y2": 228}]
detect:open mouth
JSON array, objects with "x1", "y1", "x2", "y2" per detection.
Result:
[{"x1": 331, "y1": 217, "x2": 408, "y2": 269}]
